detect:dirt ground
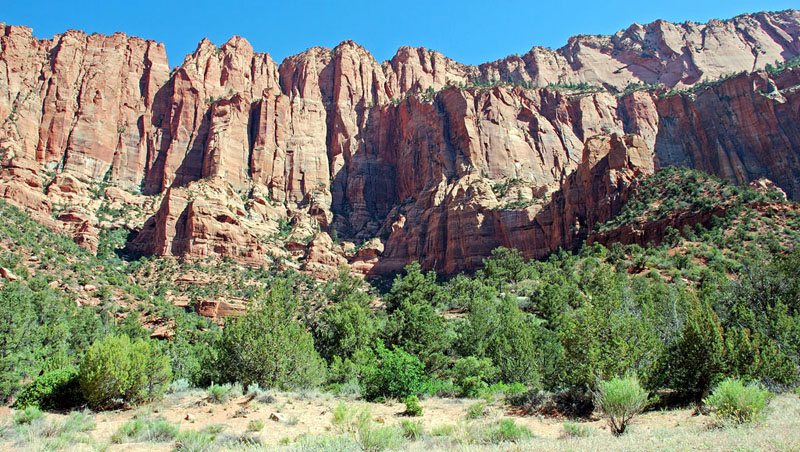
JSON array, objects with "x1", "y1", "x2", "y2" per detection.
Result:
[{"x1": 0, "y1": 388, "x2": 729, "y2": 451}]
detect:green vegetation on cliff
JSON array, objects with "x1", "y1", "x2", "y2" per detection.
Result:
[{"x1": 0, "y1": 166, "x2": 799, "y2": 415}]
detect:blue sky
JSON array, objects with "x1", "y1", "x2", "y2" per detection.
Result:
[{"x1": 3, "y1": 1, "x2": 797, "y2": 67}]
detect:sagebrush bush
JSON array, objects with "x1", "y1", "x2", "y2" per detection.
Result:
[
  {"x1": 331, "y1": 402, "x2": 357, "y2": 434},
  {"x1": 594, "y1": 375, "x2": 648, "y2": 436},
  {"x1": 561, "y1": 421, "x2": 593, "y2": 438},
  {"x1": 466, "y1": 401, "x2": 489, "y2": 419},
  {"x1": 14, "y1": 367, "x2": 83, "y2": 410},
  {"x1": 111, "y1": 415, "x2": 178, "y2": 443},
  {"x1": 79, "y1": 335, "x2": 172, "y2": 409},
  {"x1": 207, "y1": 383, "x2": 233, "y2": 404},
  {"x1": 354, "y1": 409, "x2": 403, "y2": 452},
  {"x1": 400, "y1": 419, "x2": 424, "y2": 440},
  {"x1": 483, "y1": 419, "x2": 532, "y2": 443},
  {"x1": 175, "y1": 430, "x2": 216, "y2": 451},
  {"x1": 13, "y1": 406, "x2": 44, "y2": 425},
  {"x1": 333, "y1": 407, "x2": 403, "y2": 451},
  {"x1": 247, "y1": 419, "x2": 265, "y2": 432},
  {"x1": 704, "y1": 378, "x2": 773, "y2": 424}
]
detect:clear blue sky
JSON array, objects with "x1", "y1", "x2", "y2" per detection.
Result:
[{"x1": 2, "y1": 1, "x2": 797, "y2": 67}]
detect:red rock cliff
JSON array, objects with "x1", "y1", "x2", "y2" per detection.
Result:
[{"x1": 1, "y1": 11, "x2": 800, "y2": 276}]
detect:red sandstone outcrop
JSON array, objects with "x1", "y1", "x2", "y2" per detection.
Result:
[
  {"x1": 0, "y1": 158, "x2": 52, "y2": 219},
  {"x1": 1, "y1": 12, "x2": 800, "y2": 277}
]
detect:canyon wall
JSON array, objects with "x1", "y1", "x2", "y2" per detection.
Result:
[{"x1": 1, "y1": 11, "x2": 799, "y2": 276}]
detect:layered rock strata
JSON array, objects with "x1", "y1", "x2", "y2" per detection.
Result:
[{"x1": 0, "y1": 11, "x2": 799, "y2": 276}]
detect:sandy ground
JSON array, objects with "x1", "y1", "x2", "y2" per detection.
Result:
[{"x1": 0, "y1": 389, "x2": 724, "y2": 451}]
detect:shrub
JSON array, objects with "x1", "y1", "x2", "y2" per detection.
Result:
[
  {"x1": 175, "y1": 430, "x2": 217, "y2": 451},
  {"x1": 400, "y1": 419, "x2": 424, "y2": 440},
  {"x1": 19, "y1": 410, "x2": 96, "y2": 446},
  {"x1": 506, "y1": 389, "x2": 594, "y2": 419},
  {"x1": 331, "y1": 402, "x2": 357, "y2": 434},
  {"x1": 403, "y1": 394, "x2": 423, "y2": 417},
  {"x1": 466, "y1": 401, "x2": 489, "y2": 419},
  {"x1": 111, "y1": 415, "x2": 178, "y2": 443},
  {"x1": 211, "y1": 283, "x2": 326, "y2": 390},
  {"x1": 332, "y1": 407, "x2": 403, "y2": 451},
  {"x1": 13, "y1": 406, "x2": 44, "y2": 425},
  {"x1": 353, "y1": 409, "x2": 403, "y2": 452},
  {"x1": 207, "y1": 383, "x2": 233, "y2": 404},
  {"x1": 14, "y1": 367, "x2": 83, "y2": 410},
  {"x1": 594, "y1": 376, "x2": 649, "y2": 436},
  {"x1": 247, "y1": 419, "x2": 265, "y2": 432},
  {"x1": 361, "y1": 344, "x2": 425, "y2": 401},
  {"x1": 483, "y1": 419, "x2": 532, "y2": 443},
  {"x1": 79, "y1": 335, "x2": 172, "y2": 409},
  {"x1": 203, "y1": 424, "x2": 228, "y2": 434},
  {"x1": 561, "y1": 421, "x2": 593, "y2": 438},
  {"x1": 704, "y1": 378, "x2": 773, "y2": 424},
  {"x1": 246, "y1": 383, "x2": 276, "y2": 404},
  {"x1": 431, "y1": 424, "x2": 455, "y2": 437},
  {"x1": 450, "y1": 357, "x2": 498, "y2": 397}
]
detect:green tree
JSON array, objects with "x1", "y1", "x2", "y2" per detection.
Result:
[
  {"x1": 656, "y1": 300, "x2": 727, "y2": 399},
  {"x1": 384, "y1": 263, "x2": 451, "y2": 371},
  {"x1": 480, "y1": 247, "x2": 529, "y2": 290},
  {"x1": 449, "y1": 356, "x2": 498, "y2": 397},
  {"x1": 212, "y1": 282, "x2": 326, "y2": 389},
  {"x1": 313, "y1": 269, "x2": 378, "y2": 362},
  {"x1": 486, "y1": 296, "x2": 542, "y2": 385},
  {"x1": 361, "y1": 343, "x2": 426, "y2": 400},
  {"x1": 0, "y1": 282, "x2": 42, "y2": 401},
  {"x1": 558, "y1": 270, "x2": 661, "y2": 389},
  {"x1": 79, "y1": 335, "x2": 171, "y2": 409},
  {"x1": 458, "y1": 292, "x2": 542, "y2": 385}
]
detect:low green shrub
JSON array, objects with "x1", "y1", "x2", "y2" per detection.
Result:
[
  {"x1": 431, "y1": 424, "x2": 455, "y2": 437},
  {"x1": 400, "y1": 419, "x2": 424, "y2": 440},
  {"x1": 207, "y1": 383, "x2": 233, "y2": 404},
  {"x1": 483, "y1": 418, "x2": 532, "y2": 443},
  {"x1": 167, "y1": 378, "x2": 192, "y2": 394},
  {"x1": 594, "y1": 375, "x2": 648, "y2": 436},
  {"x1": 704, "y1": 378, "x2": 773, "y2": 424},
  {"x1": 403, "y1": 394, "x2": 423, "y2": 417},
  {"x1": 466, "y1": 401, "x2": 489, "y2": 419},
  {"x1": 13, "y1": 406, "x2": 44, "y2": 425},
  {"x1": 175, "y1": 430, "x2": 217, "y2": 451},
  {"x1": 14, "y1": 367, "x2": 83, "y2": 410},
  {"x1": 111, "y1": 415, "x2": 178, "y2": 443},
  {"x1": 561, "y1": 421, "x2": 593, "y2": 438},
  {"x1": 247, "y1": 419, "x2": 265, "y2": 432},
  {"x1": 203, "y1": 424, "x2": 228, "y2": 434},
  {"x1": 353, "y1": 408, "x2": 403, "y2": 451},
  {"x1": 331, "y1": 402, "x2": 357, "y2": 434}
]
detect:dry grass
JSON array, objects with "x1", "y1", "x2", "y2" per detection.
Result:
[{"x1": 0, "y1": 392, "x2": 798, "y2": 451}]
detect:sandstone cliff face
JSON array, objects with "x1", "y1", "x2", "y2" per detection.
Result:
[
  {"x1": 477, "y1": 11, "x2": 800, "y2": 90},
  {"x1": 653, "y1": 69, "x2": 800, "y2": 199},
  {"x1": 1, "y1": 11, "x2": 800, "y2": 277}
]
